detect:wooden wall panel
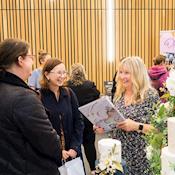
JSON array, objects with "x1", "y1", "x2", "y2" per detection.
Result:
[{"x1": 0, "y1": 0, "x2": 175, "y2": 93}]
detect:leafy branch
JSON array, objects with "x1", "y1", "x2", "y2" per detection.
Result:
[{"x1": 145, "y1": 91, "x2": 175, "y2": 174}]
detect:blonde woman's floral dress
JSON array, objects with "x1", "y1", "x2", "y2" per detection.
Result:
[{"x1": 113, "y1": 89, "x2": 159, "y2": 175}]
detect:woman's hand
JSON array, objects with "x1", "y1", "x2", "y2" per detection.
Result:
[
  {"x1": 62, "y1": 150, "x2": 70, "y2": 160},
  {"x1": 67, "y1": 149, "x2": 77, "y2": 158},
  {"x1": 93, "y1": 125, "x2": 105, "y2": 134},
  {"x1": 117, "y1": 118, "x2": 139, "y2": 132}
]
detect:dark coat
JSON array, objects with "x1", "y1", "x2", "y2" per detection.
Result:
[
  {"x1": 40, "y1": 87, "x2": 84, "y2": 164},
  {"x1": 0, "y1": 71, "x2": 61, "y2": 175},
  {"x1": 67, "y1": 80, "x2": 100, "y2": 141},
  {"x1": 67, "y1": 80, "x2": 100, "y2": 106}
]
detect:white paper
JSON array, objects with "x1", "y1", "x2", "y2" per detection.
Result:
[{"x1": 78, "y1": 96, "x2": 125, "y2": 132}]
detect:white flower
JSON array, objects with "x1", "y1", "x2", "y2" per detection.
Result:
[
  {"x1": 95, "y1": 144, "x2": 123, "y2": 174},
  {"x1": 166, "y1": 70, "x2": 175, "y2": 96},
  {"x1": 98, "y1": 162, "x2": 106, "y2": 171},
  {"x1": 146, "y1": 145, "x2": 153, "y2": 160}
]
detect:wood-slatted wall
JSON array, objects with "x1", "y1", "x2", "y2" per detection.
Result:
[{"x1": 0, "y1": 0, "x2": 175, "y2": 93}]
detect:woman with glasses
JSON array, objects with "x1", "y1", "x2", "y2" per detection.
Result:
[
  {"x1": 28, "y1": 50, "x2": 51, "y2": 90},
  {"x1": 0, "y1": 38, "x2": 61, "y2": 175},
  {"x1": 39, "y1": 59, "x2": 84, "y2": 166}
]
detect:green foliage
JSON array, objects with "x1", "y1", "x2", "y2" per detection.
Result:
[
  {"x1": 145, "y1": 95, "x2": 175, "y2": 175},
  {"x1": 170, "y1": 162, "x2": 175, "y2": 172},
  {"x1": 149, "y1": 149, "x2": 161, "y2": 175}
]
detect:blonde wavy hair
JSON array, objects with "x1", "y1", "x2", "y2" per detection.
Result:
[
  {"x1": 69, "y1": 63, "x2": 87, "y2": 86},
  {"x1": 115, "y1": 56, "x2": 154, "y2": 104}
]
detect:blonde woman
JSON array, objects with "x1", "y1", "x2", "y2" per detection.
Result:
[
  {"x1": 67, "y1": 63, "x2": 100, "y2": 173},
  {"x1": 114, "y1": 56, "x2": 159, "y2": 175}
]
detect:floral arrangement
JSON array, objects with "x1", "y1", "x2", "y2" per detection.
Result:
[
  {"x1": 95, "y1": 144, "x2": 123, "y2": 175},
  {"x1": 146, "y1": 70, "x2": 175, "y2": 175}
]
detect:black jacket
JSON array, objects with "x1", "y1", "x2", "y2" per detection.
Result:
[
  {"x1": 40, "y1": 87, "x2": 84, "y2": 162},
  {"x1": 0, "y1": 71, "x2": 61, "y2": 175},
  {"x1": 67, "y1": 80, "x2": 100, "y2": 106},
  {"x1": 67, "y1": 80, "x2": 100, "y2": 137}
]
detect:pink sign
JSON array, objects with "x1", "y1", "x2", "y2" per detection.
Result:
[{"x1": 160, "y1": 31, "x2": 175, "y2": 54}]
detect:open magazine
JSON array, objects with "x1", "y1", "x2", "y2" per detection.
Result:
[{"x1": 78, "y1": 96, "x2": 125, "y2": 132}]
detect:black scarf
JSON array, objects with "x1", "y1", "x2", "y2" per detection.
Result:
[{"x1": 0, "y1": 71, "x2": 38, "y2": 94}]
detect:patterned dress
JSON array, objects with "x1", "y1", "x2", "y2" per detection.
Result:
[{"x1": 114, "y1": 89, "x2": 159, "y2": 175}]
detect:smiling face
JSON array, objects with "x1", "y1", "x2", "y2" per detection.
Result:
[
  {"x1": 45, "y1": 63, "x2": 67, "y2": 87},
  {"x1": 118, "y1": 66, "x2": 132, "y2": 90}
]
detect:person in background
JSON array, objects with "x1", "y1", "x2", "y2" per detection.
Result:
[
  {"x1": 67, "y1": 63, "x2": 100, "y2": 174},
  {"x1": 28, "y1": 50, "x2": 51, "y2": 90},
  {"x1": 39, "y1": 59, "x2": 84, "y2": 165},
  {"x1": 165, "y1": 57, "x2": 171, "y2": 71},
  {"x1": 113, "y1": 56, "x2": 159, "y2": 175},
  {"x1": 148, "y1": 55, "x2": 169, "y2": 97},
  {"x1": 0, "y1": 39, "x2": 61, "y2": 175},
  {"x1": 171, "y1": 59, "x2": 175, "y2": 69}
]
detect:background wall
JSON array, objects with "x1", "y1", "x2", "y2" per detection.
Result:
[{"x1": 0, "y1": 0, "x2": 175, "y2": 93}]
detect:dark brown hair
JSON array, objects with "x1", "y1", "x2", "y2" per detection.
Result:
[
  {"x1": 40, "y1": 58, "x2": 63, "y2": 88},
  {"x1": 0, "y1": 38, "x2": 30, "y2": 70}
]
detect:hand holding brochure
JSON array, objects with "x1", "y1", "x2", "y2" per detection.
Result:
[{"x1": 78, "y1": 96, "x2": 125, "y2": 132}]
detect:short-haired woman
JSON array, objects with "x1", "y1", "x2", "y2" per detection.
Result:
[
  {"x1": 28, "y1": 50, "x2": 51, "y2": 90},
  {"x1": 148, "y1": 55, "x2": 169, "y2": 97}
]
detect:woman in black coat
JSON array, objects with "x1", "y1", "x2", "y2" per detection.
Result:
[
  {"x1": 40, "y1": 59, "x2": 84, "y2": 165},
  {"x1": 67, "y1": 63, "x2": 100, "y2": 173},
  {"x1": 0, "y1": 39, "x2": 61, "y2": 175}
]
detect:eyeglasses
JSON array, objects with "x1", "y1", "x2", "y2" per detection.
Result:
[
  {"x1": 26, "y1": 54, "x2": 35, "y2": 57},
  {"x1": 24, "y1": 54, "x2": 35, "y2": 60},
  {"x1": 50, "y1": 71, "x2": 68, "y2": 76}
]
